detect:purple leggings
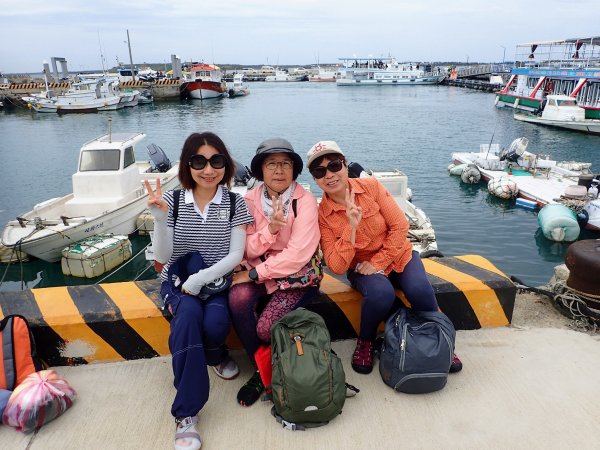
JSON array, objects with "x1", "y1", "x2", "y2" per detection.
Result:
[{"x1": 229, "y1": 282, "x2": 317, "y2": 360}]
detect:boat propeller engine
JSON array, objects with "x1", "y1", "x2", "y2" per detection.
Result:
[
  {"x1": 499, "y1": 137, "x2": 529, "y2": 163},
  {"x1": 233, "y1": 159, "x2": 251, "y2": 186},
  {"x1": 147, "y1": 143, "x2": 172, "y2": 172}
]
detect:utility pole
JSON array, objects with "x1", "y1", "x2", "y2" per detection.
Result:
[{"x1": 127, "y1": 29, "x2": 135, "y2": 81}]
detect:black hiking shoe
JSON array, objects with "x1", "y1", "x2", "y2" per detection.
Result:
[{"x1": 237, "y1": 370, "x2": 264, "y2": 407}]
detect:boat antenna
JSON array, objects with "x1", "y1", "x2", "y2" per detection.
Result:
[
  {"x1": 485, "y1": 122, "x2": 498, "y2": 160},
  {"x1": 97, "y1": 31, "x2": 107, "y2": 75},
  {"x1": 126, "y1": 29, "x2": 136, "y2": 82},
  {"x1": 108, "y1": 117, "x2": 112, "y2": 143}
]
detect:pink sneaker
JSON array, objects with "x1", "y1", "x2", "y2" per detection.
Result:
[
  {"x1": 351, "y1": 338, "x2": 374, "y2": 374},
  {"x1": 450, "y1": 353, "x2": 463, "y2": 373}
]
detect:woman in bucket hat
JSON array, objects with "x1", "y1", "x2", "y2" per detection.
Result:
[
  {"x1": 306, "y1": 141, "x2": 462, "y2": 375},
  {"x1": 229, "y1": 138, "x2": 321, "y2": 407},
  {"x1": 145, "y1": 132, "x2": 253, "y2": 450}
]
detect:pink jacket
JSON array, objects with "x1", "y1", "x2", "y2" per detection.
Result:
[{"x1": 244, "y1": 183, "x2": 320, "y2": 293}]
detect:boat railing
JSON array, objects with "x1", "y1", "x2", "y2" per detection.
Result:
[{"x1": 514, "y1": 38, "x2": 600, "y2": 70}]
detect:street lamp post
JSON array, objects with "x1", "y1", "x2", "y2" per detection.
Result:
[{"x1": 500, "y1": 45, "x2": 506, "y2": 70}]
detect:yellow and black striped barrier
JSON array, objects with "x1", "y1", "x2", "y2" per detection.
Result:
[{"x1": 0, "y1": 255, "x2": 515, "y2": 366}]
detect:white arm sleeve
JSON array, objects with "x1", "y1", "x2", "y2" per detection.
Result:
[
  {"x1": 150, "y1": 208, "x2": 173, "y2": 264},
  {"x1": 182, "y1": 226, "x2": 247, "y2": 295}
]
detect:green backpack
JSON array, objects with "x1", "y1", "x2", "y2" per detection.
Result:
[{"x1": 270, "y1": 308, "x2": 355, "y2": 430}]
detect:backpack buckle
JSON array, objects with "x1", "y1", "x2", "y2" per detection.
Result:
[{"x1": 281, "y1": 420, "x2": 297, "y2": 431}]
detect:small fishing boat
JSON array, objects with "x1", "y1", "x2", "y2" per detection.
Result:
[
  {"x1": 227, "y1": 73, "x2": 250, "y2": 97},
  {"x1": 309, "y1": 67, "x2": 337, "y2": 82},
  {"x1": 22, "y1": 78, "x2": 122, "y2": 113},
  {"x1": 451, "y1": 138, "x2": 599, "y2": 242},
  {"x1": 183, "y1": 63, "x2": 226, "y2": 100},
  {"x1": 451, "y1": 137, "x2": 594, "y2": 208},
  {"x1": 514, "y1": 95, "x2": 600, "y2": 135},
  {"x1": 1, "y1": 131, "x2": 180, "y2": 262},
  {"x1": 137, "y1": 88, "x2": 154, "y2": 104},
  {"x1": 265, "y1": 70, "x2": 306, "y2": 82}
]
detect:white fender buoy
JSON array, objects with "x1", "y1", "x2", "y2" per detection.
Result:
[
  {"x1": 487, "y1": 177, "x2": 519, "y2": 199},
  {"x1": 460, "y1": 164, "x2": 481, "y2": 184}
]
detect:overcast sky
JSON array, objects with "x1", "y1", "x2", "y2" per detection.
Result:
[{"x1": 1, "y1": 0, "x2": 599, "y2": 73}]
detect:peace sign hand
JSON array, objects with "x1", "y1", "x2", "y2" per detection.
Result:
[
  {"x1": 268, "y1": 194, "x2": 286, "y2": 235},
  {"x1": 345, "y1": 189, "x2": 362, "y2": 229},
  {"x1": 144, "y1": 178, "x2": 168, "y2": 213}
]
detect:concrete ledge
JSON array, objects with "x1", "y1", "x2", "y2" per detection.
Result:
[{"x1": 0, "y1": 255, "x2": 515, "y2": 366}]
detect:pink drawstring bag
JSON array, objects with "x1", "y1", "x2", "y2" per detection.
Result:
[{"x1": 2, "y1": 370, "x2": 76, "y2": 433}]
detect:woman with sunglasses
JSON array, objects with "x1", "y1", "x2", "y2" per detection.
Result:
[
  {"x1": 228, "y1": 138, "x2": 321, "y2": 407},
  {"x1": 145, "y1": 132, "x2": 253, "y2": 450},
  {"x1": 306, "y1": 141, "x2": 462, "y2": 375}
]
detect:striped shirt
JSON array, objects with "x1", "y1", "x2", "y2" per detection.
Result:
[
  {"x1": 318, "y1": 177, "x2": 412, "y2": 275},
  {"x1": 159, "y1": 185, "x2": 253, "y2": 280}
]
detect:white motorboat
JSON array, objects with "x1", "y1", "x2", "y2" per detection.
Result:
[
  {"x1": 514, "y1": 95, "x2": 600, "y2": 135},
  {"x1": 451, "y1": 137, "x2": 594, "y2": 208},
  {"x1": 22, "y1": 78, "x2": 122, "y2": 113},
  {"x1": 336, "y1": 57, "x2": 446, "y2": 86},
  {"x1": 309, "y1": 67, "x2": 337, "y2": 82},
  {"x1": 1, "y1": 132, "x2": 180, "y2": 262},
  {"x1": 137, "y1": 88, "x2": 154, "y2": 104},
  {"x1": 227, "y1": 73, "x2": 250, "y2": 97},
  {"x1": 265, "y1": 70, "x2": 307, "y2": 82}
]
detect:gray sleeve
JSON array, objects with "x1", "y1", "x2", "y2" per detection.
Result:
[
  {"x1": 150, "y1": 207, "x2": 173, "y2": 264},
  {"x1": 181, "y1": 226, "x2": 247, "y2": 295}
]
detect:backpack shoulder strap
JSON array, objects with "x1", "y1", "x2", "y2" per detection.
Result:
[
  {"x1": 292, "y1": 198, "x2": 297, "y2": 218},
  {"x1": 172, "y1": 189, "x2": 181, "y2": 226},
  {"x1": 228, "y1": 191, "x2": 236, "y2": 222}
]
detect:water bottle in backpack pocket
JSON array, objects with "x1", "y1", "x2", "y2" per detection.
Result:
[{"x1": 379, "y1": 308, "x2": 455, "y2": 394}]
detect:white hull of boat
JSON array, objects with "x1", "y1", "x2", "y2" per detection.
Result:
[
  {"x1": 337, "y1": 75, "x2": 445, "y2": 86},
  {"x1": 188, "y1": 88, "x2": 225, "y2": 99},
  {"x1": 1, "y1": 170, "x2": 179, "y2": 262},
  {"x1": 451, "y1": 151, "x2": 584, "y2": 207},
  {"x1": 514, "y1": 113, "x2": 600, "y2": 135}
]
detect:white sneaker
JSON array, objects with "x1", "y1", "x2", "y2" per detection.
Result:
[
  {"x1": 211, "y1": 355, "x2": 240, "y2": 380},
  {"x1": 174, "y1": 416, "x2": 201, "y2": 450}
]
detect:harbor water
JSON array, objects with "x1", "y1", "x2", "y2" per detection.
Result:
[{"x1": 1, "y1": 82, "x2": 599, "y2": 291}]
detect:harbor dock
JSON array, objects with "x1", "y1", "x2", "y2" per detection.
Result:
[{"x1": 0, "y1": 290, "x2": 598, "y2": 449}]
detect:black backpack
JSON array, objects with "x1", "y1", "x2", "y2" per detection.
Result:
[{"x1": 379, "y1": 307, "x2": 456, "y2": 394}]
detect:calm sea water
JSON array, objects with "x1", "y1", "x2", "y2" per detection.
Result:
[{"x1": 1, "y1": 82, "x2": 599, "y2": 291}]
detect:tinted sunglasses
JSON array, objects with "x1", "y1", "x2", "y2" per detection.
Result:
[
  {"x1": 189, "y1": 154, "x2": 226, "y2": 170},
  {"x1": 310, "y1": 159, "x2": 344, "y2": 179}
]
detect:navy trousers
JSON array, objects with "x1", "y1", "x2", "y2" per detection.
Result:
[
  {"x1": 347, "y1": 251, "x2": 438, "y2": 341},
  {"x1": 161, "y1": 282, "x2": 231, "y2": 418}
]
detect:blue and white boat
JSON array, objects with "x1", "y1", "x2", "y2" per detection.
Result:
[
  {"x1": 495, "y1": 36, "x2": 600, "y2": 119},
  {"x1": 336, "y1": 57, "x2": 446, "y2": 86}
]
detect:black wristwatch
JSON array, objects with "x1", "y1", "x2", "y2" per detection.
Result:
[{"x1": 249, "y1": 268, "x2": 258, "y2": 281}]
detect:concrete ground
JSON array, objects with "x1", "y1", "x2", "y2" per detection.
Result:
[{"x1": 1, "y1": 292, "x2": 599, "y2": 450}]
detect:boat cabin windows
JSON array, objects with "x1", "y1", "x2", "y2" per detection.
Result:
[
  {"x1": 79, "y1": 149, "x2": 121, "y2": 171},
  {"x1": 123, "y1": 146, "x2": 135, "y2": 168},
  {"x1": 556, "y1": 98, "x2": 577, "y2": 107}
]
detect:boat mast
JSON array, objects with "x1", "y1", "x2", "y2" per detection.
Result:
[{"x1": 126, "y1": 29, "x2": 136, "y2": 82}]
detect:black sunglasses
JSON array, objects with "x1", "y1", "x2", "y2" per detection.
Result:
[
  {"x1": 310, "y1": 159, "x2": 344, "y2": 179},
  {"x1": 189, "y1": 154, "x2": 226, "y2": 170}
]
